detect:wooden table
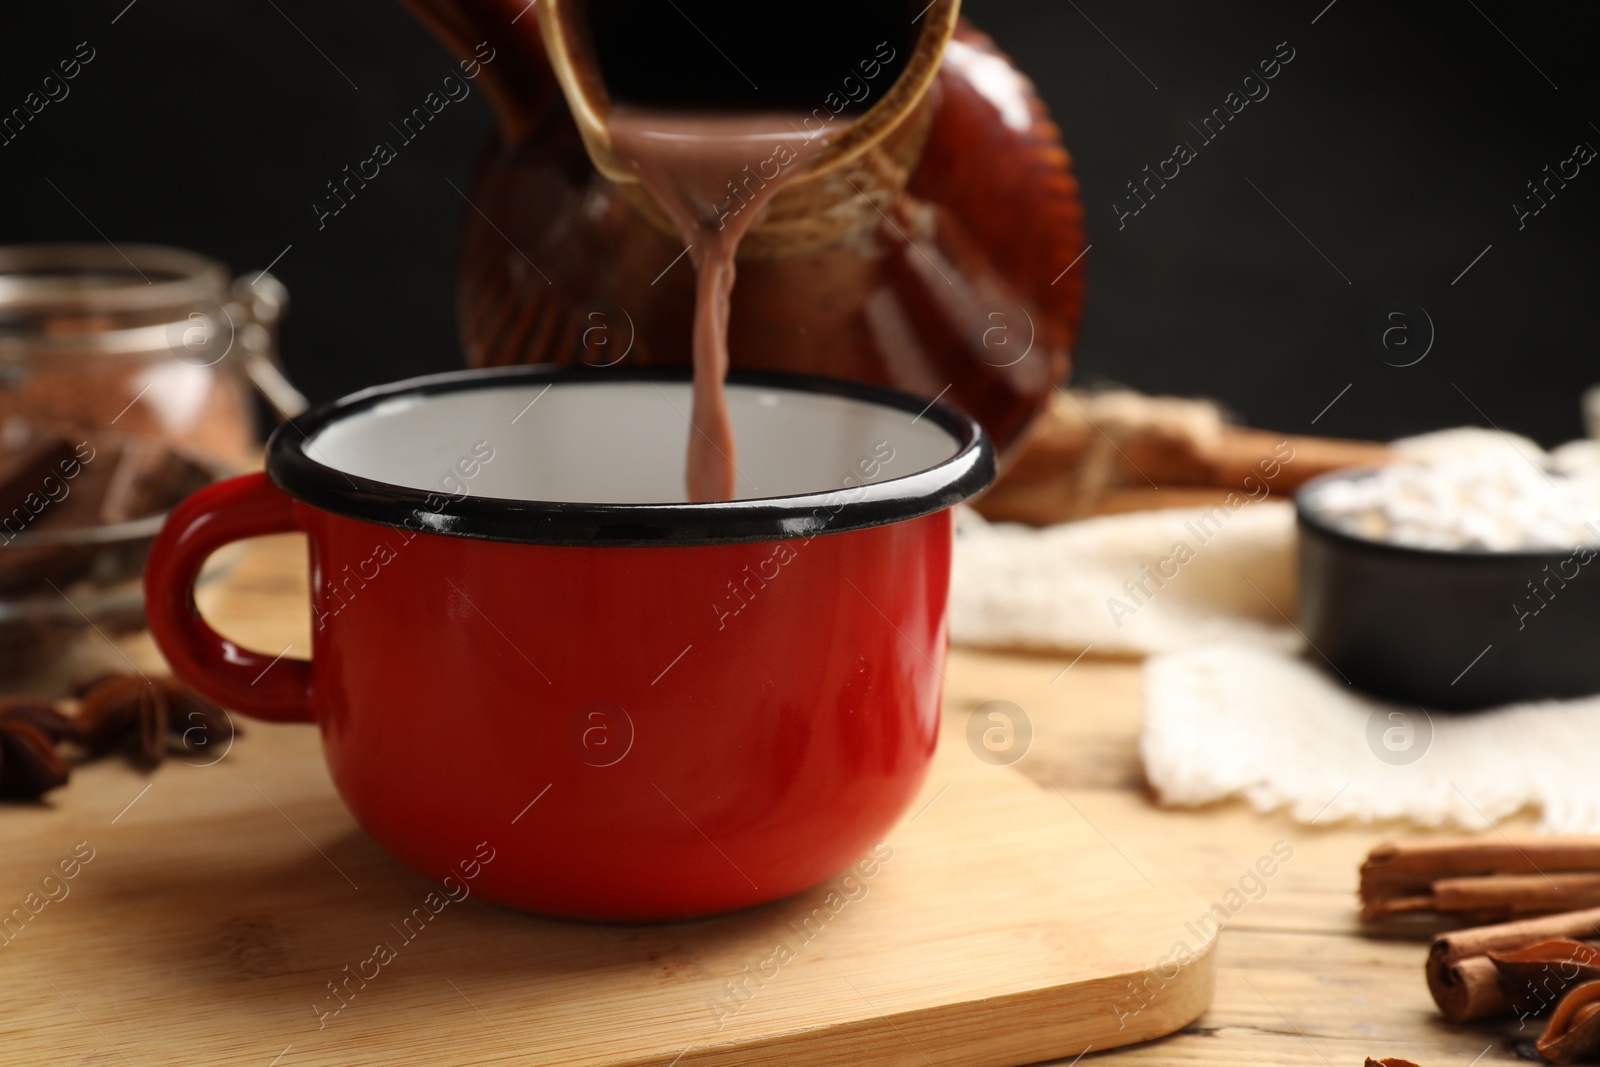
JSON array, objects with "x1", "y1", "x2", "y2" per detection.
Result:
[{"x1": 27, "y1": 535, "x2": 1530, "y2": 1066}]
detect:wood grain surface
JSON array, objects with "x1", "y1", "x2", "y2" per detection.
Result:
[{"x1": 0, "y1": 536, "x2": 1221, "y2": 1067}]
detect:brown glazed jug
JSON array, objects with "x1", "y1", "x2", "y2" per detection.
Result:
[{"x1": 401, "y1": 0, "x2": 1086, "y2": 457}]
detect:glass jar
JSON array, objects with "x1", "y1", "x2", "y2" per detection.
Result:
[
  {"x1": 0, "y1": 243, "x2": 303, "y2": 469},
  {"x1": 0, "y1": 244, "x2": 303, "y2": 676}
]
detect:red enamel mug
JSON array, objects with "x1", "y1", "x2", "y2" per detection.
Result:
[{"x1": 145, "y1": 366, "x2": 993, "y2": 921}]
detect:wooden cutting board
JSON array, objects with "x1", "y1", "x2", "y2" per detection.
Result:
[{"x1": 0, "y1": 539, "x2": 1214, "y2": 1067}]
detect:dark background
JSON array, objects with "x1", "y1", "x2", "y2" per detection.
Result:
[{"x1": 1, "y1": 1, "x2": 1595, "y2": 445}]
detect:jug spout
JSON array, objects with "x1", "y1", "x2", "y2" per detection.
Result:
[
  {"x1": 399, "y1": 0, "x2": 563, "y2": 147},
  {"x1": 534, "y1": 0, "x2": 961, "y2": 255}
]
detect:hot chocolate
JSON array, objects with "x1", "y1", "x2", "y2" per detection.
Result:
[{"x1": 607, "y1": 108, "x2": 830, "y2": 501}]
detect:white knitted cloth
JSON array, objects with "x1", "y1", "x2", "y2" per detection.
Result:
[
  {"x1": 950, "y1": 502, "x2": 1298, "y2": 655},
  {"x1": 1142, "y1": 644, "x2": 1600, "y2": 833},
  {"x1": 947, "y1": 450, "x2": 1600, "y2": 831}
]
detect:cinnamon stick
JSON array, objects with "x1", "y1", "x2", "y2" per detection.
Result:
[
  {"x1": 1442, "y1": 874, "x2": 1600, "y2": 919},
  {"x1": 977, "y1": 388, "x2": 1392, "y2": 526},
  {"x1": 1365, "y1": 873, "x2": 1600, "y2": 922},
  {"x1": 1432, "y1": 953, "x2": 1512, "y2": 1023},
  {"x1": 1366, "y1": 837, "x2": 1600, "y2": 887},
  {"x1": 1427, "y1": 908, "x2": 1600, "y2": 1022},
  {"x1": 1363, "y1": 838, "x2": 1600, "y2": 918}
]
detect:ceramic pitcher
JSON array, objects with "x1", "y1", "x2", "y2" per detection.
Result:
[{"x1": 401, "y1": 0, "x2": 1086, "y2": 456}]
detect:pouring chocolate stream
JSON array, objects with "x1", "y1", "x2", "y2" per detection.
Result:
[{"x1": 607, "y1": 109, "x2": 830, "y2": 501}]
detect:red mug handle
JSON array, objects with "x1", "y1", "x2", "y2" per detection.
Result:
[{"x1": 144, "y1": 472, "x2": 314, "y2": 723}]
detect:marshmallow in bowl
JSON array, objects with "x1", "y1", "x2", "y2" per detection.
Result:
[{"x1": 1305, "y1": 429, "x2": 1600, "y2": 552}]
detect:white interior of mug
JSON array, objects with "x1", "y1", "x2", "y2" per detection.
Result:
[{"x1": 304, "y1": 380, "x2": 962, "y2": 504}]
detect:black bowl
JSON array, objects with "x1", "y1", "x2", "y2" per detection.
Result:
[{"x1": 1296, "y1": 468, "x2": 1600, "y2": 711}]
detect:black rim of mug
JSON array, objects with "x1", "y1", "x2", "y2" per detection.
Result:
[{"x1": 265, "y1": 364, "x2": 995, "y2": 547}]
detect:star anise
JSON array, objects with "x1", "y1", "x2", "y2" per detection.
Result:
[
  {"x1": 1540, "y1": 980, "x2": 1600, "y2": 1064},
  {"x1": 0, "y1": 698, "x2": 72, "y2": 799},
  {"x1": 1490, "y1": 940, "x2": 1600, "y2": 1017},
  {"x1": 73, "y1": 674, "x2": 238, "y2": 766}
]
